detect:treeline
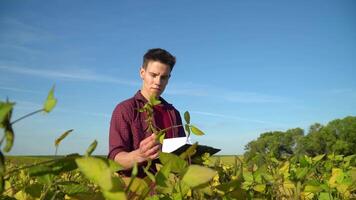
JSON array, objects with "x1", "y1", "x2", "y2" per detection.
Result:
[{"x1": 244, "y1": 116, "x2": 356, "y2": 163}]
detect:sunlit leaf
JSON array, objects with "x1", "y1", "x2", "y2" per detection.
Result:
[
  {"x1": 182, "y1": 165, "x2": 216, "y2": 188},
  {"x1": 55, "y1": 129, "x2": 73, "y2": 147},
  {"x1": 184, "y1": 111, "x2": 190, "y2": 124},
  {"x1": 102, "y1": 190, "x2": 127, "y2": 200},
  {"x1": 43, "y1": 85, "x2": 57, "y2": 113},
  {"x1": 0, "y1": 102, "x2": 14, "y2": 127},
  {"x1": 85, "y1": 140, "x2": 98, "y2": 156},
  {"x1": 159, "y1": 152, "x2": 187, "y2": 173},
  {"x1": 319, "y1": 192, "x2": 333, "y2": 200},
  {"x1": 159, "y1": 133, "x2": 165, "y2": 144},
  {"x1": 123, "y1": 177, "x2": 149, "y2": 195},
  {"x1": 149, "y1": 96, "x2": 161, "y2": 106},
  {"x1": 304, "y1": 184, "x2": 322, "y2": 193},
  {"x1": 253, "y1": 184, "x2": 266, "y2": 192},
  {"x1": 76, "y1": 156, "x2": 114, "y2": 191},
  {"x1": 312, "y1": 154, "x2": 325, "y2": 163},
  {"x1": 190, "y1": 125, "x2": 204, "y2": 136},
  {"x1": 107, "y1": 159, "x2": 124, "y2": 172},
  {"x1": 328, "y1": 168, "x2": 344, "y2": 188},
  {"x1": 179, "y1": 142, "x2": 198, "y2": 160},
  {"x1": 296, "y1": 167, "x2": 309, "y2": 180}
]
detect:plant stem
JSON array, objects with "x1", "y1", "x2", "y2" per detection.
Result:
[{"x1": 11, "y1": 108, "x2": 44, "y2": 125}]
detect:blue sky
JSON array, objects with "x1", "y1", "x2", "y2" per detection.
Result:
[{"x1": 0, "y1": 1, "x2": 355, "y2": 155}]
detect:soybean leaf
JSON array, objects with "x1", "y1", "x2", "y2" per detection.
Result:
[
  {"x1": 43, "y1": 85, "x2": 57, "y2": 113},
  {"x1": 107, "y1": 159, "x2": 124, "y2": 172},
  {"x1": 122, "y1": 177, "x2": 149, "y2": 196},
  {"x1": 159, "y1": 152, "x2": 187, "y2": 173},
  {"x1": 180, "y1": 142, "x2": 198, "y2": 160},
  {"x1": 76, "y1": 156, "x2": 114, "y2": 191},
  {"x1": 28, "y1": 165, "x2": 53, "y2": 177},
  {"x1": 149, "y1": 96, "x2": 161, "y2": 106},
  {"x1": 253, "y1": 184, "x2": 266, "y2": 193},
  {"x1": 190, "y1": 125, "x2": 205, "y2": 136},
  {"x1": 304, "y1": 185, "x2": 322, "y2": 193},
  {"x1": 184, "y1": 111, "x2": 190, "y2": 124},
  {"x1": 55, "y1": 129, "x2": 73, "y2": 147},
  {"x1": 24, "y1": 183, "x2": 43, "y2": 198},
  {"x1": 59, "y1": 183, "x2": 89, "y2": 195},
  {"x1": 0, "y1": 102, "x2": 14, "y2": 127},
  {"x1": 102, "y1": 191, "x2": 127, "y2": 200},
  {"x1": 0, "y1": 151, "x2": 4, "y2": 193},
  {"x1": 85, "y1": 140, "x2": 98, "y2": 156},
  {"x1": 312, "y1": 154, "x2": 325, "y2": 163},
  {"x1": 3, "y1": 124, "x2": 14, "y2": 152},
  {"x1": 182, "y1": 165, "x2": 216, "y2": 188}
]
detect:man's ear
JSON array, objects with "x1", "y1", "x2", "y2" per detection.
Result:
[{"x1": 139, "y1": 67, "x2": 145, "y2": 79}]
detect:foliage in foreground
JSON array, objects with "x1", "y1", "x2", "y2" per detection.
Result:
[{"x1": 1, "y1": 87, "x2": 356, "y2": 199}]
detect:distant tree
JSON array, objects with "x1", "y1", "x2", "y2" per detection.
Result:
[
  {"x1": 245, "y1": 116, "x2": 356, "y2": 163},
  {"x1": 244, "y1": 128, "x2": 304, "y2": 164}
]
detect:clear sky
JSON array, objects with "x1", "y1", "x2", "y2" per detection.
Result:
[{"x1": 0, "y1": 1, "x2": 355, "y2": 155}]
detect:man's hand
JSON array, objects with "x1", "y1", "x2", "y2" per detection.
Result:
[
  {"x1": 114, "y1": 133, "x2": 161, "y2": 170},
  {"x1": 137, "y1": 133, "x2": 161, "y2": 162}
]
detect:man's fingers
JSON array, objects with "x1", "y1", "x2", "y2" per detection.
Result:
[{"x1": 142, "y1": 144, "x2": 160, "y2": 158}]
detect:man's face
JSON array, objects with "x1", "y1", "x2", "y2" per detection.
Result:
[{"x1": 140, "y1": 61, "x2": 171, "y2": 99}]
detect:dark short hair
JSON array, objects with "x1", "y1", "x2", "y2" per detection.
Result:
[{"x1": 142, "y1": 48, "x2": 176, "y2": 71}]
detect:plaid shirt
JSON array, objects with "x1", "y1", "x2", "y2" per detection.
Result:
[{"x1": 108, "y1": 90, "x2": 185, "y2": 177}]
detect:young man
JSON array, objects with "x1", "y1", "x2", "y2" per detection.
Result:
[{"x1": 108, "y1": 48, "x2": 186, "y2": 177}]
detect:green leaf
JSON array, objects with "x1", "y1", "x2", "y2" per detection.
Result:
[
  {"x1": 123, "y1": 177, "x2": 149, "y2": 196},
  {"x1": 102, "y1": 190, "x2": 127, "y2": 200},
  {"x1": 0, "y1": 151, "x2": 5, "y2": 193},
  {"x1": 59, "y1": 183, "x2": 89, "y2": 195},
  {"x1": 182, "y1": 165, "x2": 216, "y2": 188},
  {"x1": 319, "y1": 192, "x2": 332, "y2": 200},
  {"x1": 159, "y1": 152, "x2": 187, "y2": 173},
  {"x1": 304, "y1": 185, "x2": 322, "y2": 193},
  {"x1": 37, "y1": 174, "x2": 55, "y2": 185},
  {"x1": 312, "y1": 154, "x2": 325, "y2": 163},
  {"x1": 179, "y1": 142, "x2": 198, "y2": 160},
  {"x1": 0, "y1": 102, "x2": 14, "y2": 127},
  {"x1": 107, "y1": 159, "x2": 124, "y2": 172},
  {"x1": 85, "y1": 140, "x2": 98, "y2": 156},
  {"x1": 3, "y1": 124, "x2": 14, "y2": 152},
  {"x1": 55, "y1": 129, "x2": 73, "y2": 147},
  {"x1": 184, "y1": 111, "x2": 190, "y2": 124},
  {"x1": 253, "y1": 184, "x2": 266, "y2": 193},
  {"x1": 28, "y1": 165, "x2": 53, "y2": 177},
  {"x1": 296, "y1": 167, "x2": 309, "y2": 180},
  {"x1": 149, "y1": 96, "x2": 161, "y2": 106},
  {"x1": 43, "y1": 85, "x2": 57, "y2": 113},
  {"x1": 190, "y1": 125, "x2": 204, "y2": 136},
  {"x1": 75, "y1": 156, "x2": 114, "y2": 191},
  {"x1": 24, "y1": 183, "x2": 43, "y2": 198},
  {"x1": 131, "y1": 162, "x2": 138, "y2": 177}
]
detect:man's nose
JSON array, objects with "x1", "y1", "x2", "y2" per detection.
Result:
[{"x1": 154, "y1": 77, "x2": 162, "y2": 85}]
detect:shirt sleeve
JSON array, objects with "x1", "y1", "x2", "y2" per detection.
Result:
[{"x1": 108, "y1": 104, "x2": 132, "y2": 160}]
